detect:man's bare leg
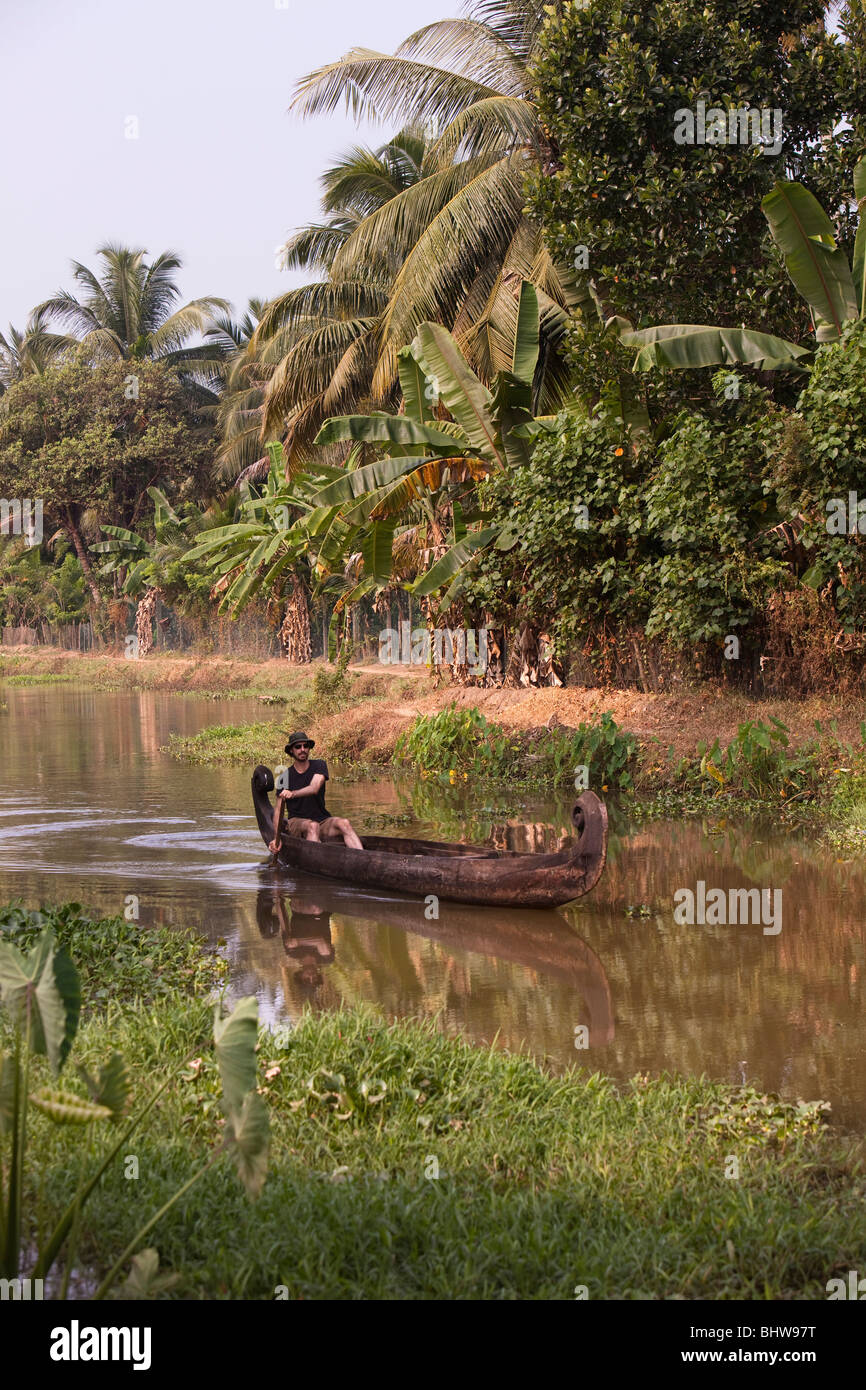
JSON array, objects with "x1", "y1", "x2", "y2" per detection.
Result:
[
  {"x1": 270, "y1": 807, "x2": 322, "y2": 854},
  {"x1": 320, "y1": 816, "x2": 364, "y2": 851}
]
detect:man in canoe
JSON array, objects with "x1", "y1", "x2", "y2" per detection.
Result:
[{"x1": 268, "y1": 731, "x2": 364, "y2": 854}]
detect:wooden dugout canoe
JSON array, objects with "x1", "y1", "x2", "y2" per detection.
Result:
[{"x1": 251, "y1": 765, "x2": 608, "y2": 909}]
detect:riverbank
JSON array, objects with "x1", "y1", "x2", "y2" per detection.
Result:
[
  {"x1": 4, "y1": 645, "x2": 866, "y2": 763},
  {"x1": 4, "y1": 901, "x2": 865, "y2": 1300}
]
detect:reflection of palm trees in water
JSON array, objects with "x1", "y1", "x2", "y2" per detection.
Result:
[{"x1": 256, "y1": 889, "x2": 335, "y2": 999}]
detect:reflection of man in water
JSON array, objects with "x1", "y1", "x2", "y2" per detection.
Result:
[
  {"x1": 257, "y1": 889, "x2": 334, "y2": 995},
  {"x1": 284, "y1": 898, "x2": 334, "y2": 993}
]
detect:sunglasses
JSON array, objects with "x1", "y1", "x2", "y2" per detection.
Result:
[{"x1": 292, "y1": 742, "x2": 312, "y2": 751}]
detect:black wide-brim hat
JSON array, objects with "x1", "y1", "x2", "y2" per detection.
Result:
[{"x1": 285, "y1": 731, "x2": 315, "y2": 752}]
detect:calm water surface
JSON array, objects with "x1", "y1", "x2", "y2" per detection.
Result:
[{"x1": 1, "y1": 683, "x2": 864, "y2": 1129}]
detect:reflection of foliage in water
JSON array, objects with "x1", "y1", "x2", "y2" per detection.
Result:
[{"x1": 391, "y1": 776, "x2": 631, "y2": 864}]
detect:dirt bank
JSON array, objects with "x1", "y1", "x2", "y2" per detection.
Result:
[{"x1": 3, "y1": 645, "x2": 865, "y2": 763}]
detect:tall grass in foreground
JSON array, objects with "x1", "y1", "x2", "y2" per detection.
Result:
[{"x1": 4, "y1": 905, "x2": 864, "y2": 1299}]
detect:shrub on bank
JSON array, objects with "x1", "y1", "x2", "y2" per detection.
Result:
[{"x1": 394, "y1": 704, "x2": 638, "y2": 790}]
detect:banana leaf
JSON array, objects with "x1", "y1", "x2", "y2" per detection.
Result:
[
  {"x1": 762, "y1": 179, "x2": 859, "y2": 341},
  {"x1": 361, "y1": 521, "x2": 396, "y2": 583},
  {"x1": 511, "y1": 281, "x2": 540, "y2": 386},
  {"x1": 412, "y1": 527, "x2": 499, "y2": 597},
  {"x1": 622, "y1": 324, "x2": 810, "y2": 371},
  {"x1": 411, "y1": 323, "x2": 504, "y2": 468},
  {"x1": 315, "y1": 414, "x2": 462, "y2": 454}
]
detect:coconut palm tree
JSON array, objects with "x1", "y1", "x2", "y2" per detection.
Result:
[
  {"x1": 205, "y1": 299, "x2": 281, "y2": 482},
  {"x1": 0, "y1": 308, "x2": 74, "y2": 393},
  {"x1": 266, "y1": 0, "x2": 583, "y2": 436},
  {"x1": 247, "y1": 130, "x2": 435, "y2": 477},
  {"x1": 37, "y1": 244, "x2": 230, "y2": 385}
]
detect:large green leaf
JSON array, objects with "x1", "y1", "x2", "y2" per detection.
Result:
[
  {"x1": 225, "y1": 1090, "x2": 269, "y2": 1200},
  {"x1": 853, "y1": 155, "x2": 866, "y2": 321},
  {"x1": 622, "y1": 324, "x2": 810, "y2": 372},
  {"x1": 343, "y1": 457, "x2": 469, "y2": 525},
  {"x1": 315, "y1": 414, "x2": 461, "y2": 454},
  {"x1": 412, "y1": 527, "x2": 499, "y2": 597},
  {"x1": 511, "y1": 281, "x2": 540, "y2": 386},
  {"x1": 266, "y1": 440, "x2": 285, "y2": 485},
  {"x1": 304, "y1": 504, "x2": 343, "y2": 537},
  {"x1": 511, "y1": 416, "x2": 559, "y2": 439},
  {"x1": 489, "y1": 370, "x2": 533, "y2": 469},
  {"x1": 0, "y1": 933, "x2": 80, "y2": 1073},
  {"x1": 361, "y1": 521, "x2": 396, "y2": 582},
  {"x1": 113, "y1": 1248, "x2": 180, "y2": 1300},
  {"x1": 312, "y1": 455, "x2": 423, "y2": 507},
  {"x1": 77, "y1": 1053, "x2": 131, "y2": 1119},
  {"x1": 146, "y1": 487, "x2": 180, "y2": 528},
  {"x1": 213, "y1": 996, "x2": 259, "y2": 1115},
  {"x1": 397, "y1": 346, "x2": 430, "y2": 424},
  {"x1": 185, "y1": 523, "x2": 266, "y2": 562},
  {"x1": 762, "y1": 180, "x2": 859, "y2": 341},
  {"x1": 95, "y1": 525, "x2": 145, "y2": 548},
  {"x1": 411, "y1": 323, "x2": 504, "y2": 467}
]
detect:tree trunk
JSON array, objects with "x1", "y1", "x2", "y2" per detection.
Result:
[
  {"x1": 280, "y1": 574, "x2": 312, "y2": 664},
  {"x1": 135, "y1": 587, "x2": 161, "y2": 658},
  {"x1": 66, "y1": 509, "x2": 102, "y2": 611}
]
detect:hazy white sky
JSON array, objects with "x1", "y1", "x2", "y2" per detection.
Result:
[{"x1": 0, "y1": 0, "x2": 460, "y2": 332}]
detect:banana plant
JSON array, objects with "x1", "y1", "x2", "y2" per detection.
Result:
[
  {"x1": 184, "y1": 442, "x2": 343, "y2": 613},
  {"x1": 310, "y1": 281, "x2": 550, "y2": 607},
  {"x1": 620, "y1": 156, "x2": 866, "y2": 373}
]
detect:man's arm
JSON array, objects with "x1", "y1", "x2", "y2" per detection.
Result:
[
  {"x1": 283, "y1": 774, "x2": 325, "y2": 797},
  {"x1": 269, "y1": 796, "x2": 285, "y2": 854}
]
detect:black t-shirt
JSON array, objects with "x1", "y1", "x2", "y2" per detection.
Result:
[{"x1": 285, "y1": 758, "x2": 330, "y2": 822}]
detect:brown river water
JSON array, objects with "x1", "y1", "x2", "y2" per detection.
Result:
[{"x1": 1, "y1": 682, "x2": 864, "y2": 1129}]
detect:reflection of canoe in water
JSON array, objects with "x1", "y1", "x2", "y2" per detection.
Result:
[
  {"x1": 251, "y1": 765, "x2": 608, "y2": 909},
  {"x1": 256, "y1": 882, "x2": 614, "y2": 1044}
]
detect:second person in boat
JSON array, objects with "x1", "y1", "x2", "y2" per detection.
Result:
[{"x1": 269, "y1": 731, "x2": 364, "y2": 854}]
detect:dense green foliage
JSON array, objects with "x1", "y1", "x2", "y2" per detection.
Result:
[
  {"x1": 395, "y1": 703, "x2": 638, "y2": 788},
  {"x1": 0, "y1": 541, "x2": 86, "y2": 628},
  {"x1": 0, "y1": 360, "x2": 218, "y2": 622},
  {"x1": 464, "y1": 323, "x2": 866, "y2": 683},
  {"x1": 530, "y1": 0, "x2": 866, "y2": 406},
  {"x1": 4, "y1": 3, "x2": 866, "y2": 693}
]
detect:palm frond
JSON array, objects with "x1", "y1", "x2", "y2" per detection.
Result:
[{"x1": 291, "y1": 49, "x2": 498, "y2": 129}]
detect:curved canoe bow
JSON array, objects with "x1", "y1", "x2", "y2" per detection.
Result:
[{"x1": 251, "y1": 765, "x2": 608, "y2": 909}]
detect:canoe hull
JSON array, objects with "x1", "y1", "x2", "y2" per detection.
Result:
[{"x1": 251, "y1": 766, "x2": 607, "y2": 908}]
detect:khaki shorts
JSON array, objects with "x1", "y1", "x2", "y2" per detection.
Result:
[{"x1": 284, "y1": 816, "x2": 330, "y2": 838}]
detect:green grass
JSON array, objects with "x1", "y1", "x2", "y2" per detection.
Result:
[
  {"x1": 3, "y1": 671, "x2": 78, "y2": 686},
  {"x1": 162, "y1": 720, "x2": 286, "y2": 766},
  {"x1": 5, "y1": 903, "x2": 865, "y2": 1301}
]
